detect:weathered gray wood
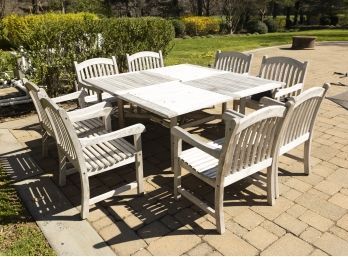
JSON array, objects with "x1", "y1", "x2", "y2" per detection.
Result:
[
  {"x1": 127, "y1": 51, "x2": 164, "y2": 72},
  {"x1": 214, "y1": 50, "x2": 253, "y2": 74}
]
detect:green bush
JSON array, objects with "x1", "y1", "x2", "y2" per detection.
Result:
[
  {"x1": 182, "y1": 16, "x2": 221, "y2": 36},
  {"x1": 0, "y1": 50, "x2": 16, "y2": 81},
  {"x1": 264, "y1": 19, "x2": 279, "y2": 32},
  {"x1": 2, "y1": 13, "x2": 175, "y2": 96},
  {"x1": 171, "y1": 19, "x2": 186, "y2": 37},
  {"x1": 246, "y1": 20, "x2": 268, "y2": 34}
]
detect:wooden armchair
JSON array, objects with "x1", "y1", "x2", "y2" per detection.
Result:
[
  {"x1": 24, "y1": 79, "x2": 110, "y2": 158},
  {"x1": 40, "y1": 97, "x2": 146, "y2": 219},
  {"x1": 126, "y1": 51, "x2": 164, "y2": 72},
  {"x1": 260, "y1": 83, "x2": 330, "y2": 198},
  {"x1": 242, "y1": 56, "x2": 308, "y2": 113},
  {"x1": 171, "y1": 103, "x2": 293, "y2": 234},
  {"x1": 74, "y1": 57, "x2": 119, "y2": 106},
  {"x1": 213, "y1": 50, "x2": 253, "y2": 74}
]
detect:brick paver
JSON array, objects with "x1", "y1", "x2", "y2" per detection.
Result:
[{"x1": 2, "y1": 42, "x2": 348, "y2": 255}]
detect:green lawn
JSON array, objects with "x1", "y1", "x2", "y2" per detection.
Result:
[
  {"x1": 0, "y1": 167, "x2": 55, "y2": 256},
  {"x1": 166, "y1": 29, "x2": 348, "y2": 66}
]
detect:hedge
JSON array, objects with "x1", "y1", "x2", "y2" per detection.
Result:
[
  {"x1": 182, "y1": 16, "x2": 220, "y2": 36},
  {"x1": 2, "y1": 13, "x2": 175, "y2": 96}
]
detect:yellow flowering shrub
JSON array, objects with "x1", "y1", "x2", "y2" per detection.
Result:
[{"x1": 182, "y1": 16, "x2": 221, "y2": 36}]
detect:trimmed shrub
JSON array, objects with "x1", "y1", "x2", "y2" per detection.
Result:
[
  {"x1": 320, "y1": 15, "x2": 331, "y2": 25},
  {"x1": 2, "y1": 13, "x2": 175, "y2": 96},
  {"x1": 246, "y1": 20, "x2": 268, "y2": 34},
  {"x1": 182, "y1": 16, "x2": 220, "y2": 36},
  {"x1": 0, "y1": 50, "x2": 16, "y2": 81},
  {"x1": 264, "y1": 19, "x2": 279, "y2": 32},
  {"x1": 171, "y1": 19, "x2": 186, "y2": 37}
]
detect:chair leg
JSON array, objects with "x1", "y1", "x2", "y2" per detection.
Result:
[
  {"x1": 215, "y1": 185, "x2": 225, "y2": 234},
  {"x1": 57, "y1": 148, "x2": 67, "y2": 186},
  {"x1": 239, "y1": 98, "x2": 246, "y2": 114},
  {"x1": 304, "y1": 140, "x2": 312, "y2": 175},
  {"x1": 42, "y1": 131, "x2": 49, "y2": 158},
  {"x1": 173, "y1": 136, "x2": 182, "y2": 200},
  {"x1": 267, "y1": 166, "x2": 275, "y2": 205},
  {"x1": 80, "y1": 174, "x2": 90, "y2": 219},
  {"x1": 134, "y1": 134, "x2": 144, "y2": 194}
]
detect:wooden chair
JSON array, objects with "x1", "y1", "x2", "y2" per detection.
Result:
[
  {"x1": 171, "y1": 103, "x2": 293, "y2": 234},
  {"x1": 242, "y1": 56, "x2": 308, "y2": 113},
  {"x1": 260, "y1": 83, "x2": 330, "y2": 198},
  {"x1": 126, "y1": 51, "x2": 164, "y2": 72},
  {"x1": 24, "y1": 79, "x2": 110, "y2": 158},
  {"x1": 74, "y1": 57, "x2": 119, "y2": 107},
  {"x1": 213, "y1": 50, "x2": 253, "y2": 74},
  {"x1": 40, "y1": 97, "x2": 146, "y2": 219}
]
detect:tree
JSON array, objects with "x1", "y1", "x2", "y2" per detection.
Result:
[
  {"x1": 222, "y1": 0, "x2": 247, "y2": 34},
  {"x1": 0, "y1": 0, "x2": 5, "y2": 18}
]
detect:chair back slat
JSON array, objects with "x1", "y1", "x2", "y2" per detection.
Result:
[
  {"x1": 219, "y1": 105, "x2": 291, "y2": 179},
  {"x1": 74, "y1": 57, "x2": 119, "y2": 95},
  {"x1": 259, "y1": 56, "x2": 308, "y2": 98},
  {"x1": 281, "y1": 85, "x2": 329, "y2": 149},
  {"x1": 214, "y1": 50, "x2": 253, "y2": 74},
  {"x1": 127, "y1": 51, "x2": 164, "y2": 72}
]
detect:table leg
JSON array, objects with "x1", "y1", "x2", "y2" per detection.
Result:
[
  {"x1": 117, "y1": 99, "x2": 125, "y2": 129},
  {"x1": 239, "y1": 97, "x2": 246, "y2": 114},
  {"x1": 97, "y1": 91, "x2": 102, "y2": 102},
  {"x1": 170, "y1": 117, "x2": 178, "y2": 172},
  {"x1": 222, "y1": 102, "x2": 227, "y2": 115},
  {"x1": 233, "y1": 99, "x2": 239, "y2": 112}
]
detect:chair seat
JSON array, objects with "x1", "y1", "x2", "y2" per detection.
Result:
[
  {"x1": 73, "y1": 118, "x2": 104, "y2": 135},
  {"x1": 179, "y1": 139, "x2": 223, "y2": 182},
  {"x1": 82, "y1": 133, "x2": 136, "y2": 174},
  {"x1": 84, "y1": 92, "x2": 118, "y2": 105}
]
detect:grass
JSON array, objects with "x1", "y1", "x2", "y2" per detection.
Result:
[
  {"x1": 0, "y1": 167, "x2": 55, "y2": 256},
  {"x1": 166, "y1": 29, "x2": 348, "y2": 66}
]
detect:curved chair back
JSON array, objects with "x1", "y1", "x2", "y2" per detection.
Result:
[
  {"x1": 126, "y1": 51, "x2": 164, "y2": 72},
  {"x1": 214, "y1": 50, "x2": 253, "y2": 74},
  {"x1": 258, "y1": 56, "x2": 308, "y2": 98}
]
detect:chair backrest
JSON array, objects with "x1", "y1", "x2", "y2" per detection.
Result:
[
  {"x1": 218, "y1": 103, "x2": 293, "y2": 181},
  {"x1": 24, "y1": 79, "x2": 54, "y2": 136},
  {"x1": 126, "y1": 50, "x2": 164, "y2": 72},
  {"x1": 74, "y1": 57, "x2": 119, "y2": 92},
  {"x1": 40, "y1": 97, "x2": 85, "y2": 171},
  {"x1": 258, "y1": 56, "x2": 308, "y2": 97},
  {"x1": 213, "y1": 50, "x2": 253, "y2": 74},
  {"x1": 280, "y1": 83, "x2": 330, "y2": 154}
]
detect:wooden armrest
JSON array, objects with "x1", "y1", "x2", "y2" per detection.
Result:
[
  {"x1": 273, "y1": 83, "x2": 303, "y2": 99},
  {"x1": 52, "y1": 90, "x2": 87, "y2": 104},
  {"x1": 260, "y1": 97, "x2": 285, "y2": 107},
  {"x1": 171, "y1": 126, "x2": 221, "y2": 158},
  {"x1": 223, "y1": 109, "x2": 245, "y2": 119},
  {"x1": 80, "y1": 124, "x2": 146, "y2": 147},
  {"x1": 68, "y1": 102, "x2": 112, "y2": 122}
]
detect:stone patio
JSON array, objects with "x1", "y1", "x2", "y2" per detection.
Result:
[{"x1": 1, "y1": 42, "x2": 348, "y2": 256}]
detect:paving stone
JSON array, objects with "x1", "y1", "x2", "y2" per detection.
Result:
[
  {"x1": 274, "y1": 213, "x2": 308, "y2": 236},
  {"x1": 137, "y1": 221, "x2": 170, "y2": 244},
  {"x1": 174, "y1": 208, "x2": 201, "y2": 225},
  {"x1": 260, "y1": 220, "x2": 286, "y2": 237},
  {"x1": 337, "y1": 214, "x2": 348, "y2": 231},
  {"x1": 261, "y1": 233, "x2": 313, "y2": 256},
  {"x1": 327, "y1": 168, "x2": 348, "y2": 187},
  {"x1": 286, "y1": 204, "x2": 307, "y2": 218},
  {"x1": 314, "y1": 232, "x2": 348, "y2": 256},
  {"x1": 295, "y1": 193, "x2": 346, "y2": 221},
  {"x1": 329, "y1": 193, "x2": 348, "y2": 209},
  {"x1": 284, "y1": 178, "x2": 312, "y2": 192},
  {"x1": 92, "y1": 215, "x2": 115, "y2": 232},
  {"x1": 330, "y1": 226, "x2": 348, "y2": 241},
  {"x1": 300, "y1": 227, "x2": 322, "y2": 243},
  {"x1": 312, "y1": 164, "x2": 336, "y2": 178},
  {"x1": 132, "y1": 248, "x2": 152, "y2": 256},
  {"x1": 160, "y1": 215, "x2": 183, "y2": 231},
  {"x1": 340, "y1": 188, "x2": 348, "y2": 196},
  {"x1": 99, "y1": 221, "x2": 147, "y2": 256},
  {"x1": 296, "y1": 173, "x2": 324, "y2": 186},
  {"x1": 310, "y1": 249, "x2": 328, "y2": 256},
  {"x1": 282, "y1": 188, "x2": 302, "y2": 201},
  {"x1": 186, "y1": 242, "x2": 214, "y2": 256},
  {"x1": 203, "y1": 230, "x2": 258, "y2": 256},
  {"x1": 243, "y1": 226, "x2": 278, "y2": 251},
  {"x1": 225, "y1": 220, "x2": 249, "y2": 237},
  {"x1": 147, "y1": 227, "x2": 201, "y2": 256},
  {"x1": 234, "y1": 209, "x2": 265, "y2": 230},
  {"x1": 251, "y1": 197, "x2": 293, "y2": 220},
  {"x1": 307, "y1": 188, "x2": 331, "y2": 200},
  {"x1": 87, "y1": 207, "x2": 108, "y2": 223},
  {"x1": 299, "y1": 210, "x2": 334, "y2": 232},
  {"x1": 315, "y1": 180, "x2": 342, "y2": 195}
]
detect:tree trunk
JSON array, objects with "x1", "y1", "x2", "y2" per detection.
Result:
[
  {"x1": 197, "y1": 0, "x2": 203, "y2": 16},
  {"x1": 294, "y1": 1, "x2": 300, "y2": 25},
  {"x1": 0, "y1": 0, "x2": 5, "y2": 18},
  {"x1": 285, "y1": 6, "x2": 292, "y2": 28}
]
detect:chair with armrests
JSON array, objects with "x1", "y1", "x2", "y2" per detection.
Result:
[
  {"x1": 24, "y1": 79, "x2": 110, "y2": 158},
  {"x1": 40, "y1": 96, "x2": 146, "y2": 219},
  {"x1": 260, "y1": 83, "x2": 330, "y2": 198},
  {"x1": 241, "y1": 56, "x2": 308, "y2": 113},
  {"x1": 126, "y1": 51, "x2": 164, "y2": 72},
  {"x1": 74, "y1": 56, "x2": 119, "y2": 107},
  {"x1": 171, "y1": 102, "x2": 293, "y2": 234},
  {"x1": 213, "y1": 50, "x2": 253, "y2": 74}
]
